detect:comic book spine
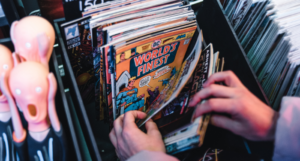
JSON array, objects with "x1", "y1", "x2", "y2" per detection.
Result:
[
  {"x1": 110, "y1": 46, "x2": 117, "y2": 120},
  {"x1": 61, "y1": 16, "x2": 95, "y2": 104},
  {"x1": 101, "y1": 47, "x2": 110, "y2": 122}
]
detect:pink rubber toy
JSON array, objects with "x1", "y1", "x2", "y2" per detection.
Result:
[
  {"x1": 10, "y1": 16, "x2": 55, "y2": 70},
  {"x1": 0, "y1": 45, "x2": 13, "y2": 113},
  {"x1": 0, "y1": 62, "x2": 60, "y2": 141}
]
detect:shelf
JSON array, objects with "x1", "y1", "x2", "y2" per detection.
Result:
[{"x1": 53, "y1": 18, "x2": 103, "y2": 161}]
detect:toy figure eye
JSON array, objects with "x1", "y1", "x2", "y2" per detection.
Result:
[
  {"x1": 3, "y1": 64, "x2": 8, "y2": 70},
  {"x1": 35, "y1": 87, "x2": 42, "y2": 93},
  {"x1": 25, "y1": 43, "x2": 31, "y2": 48},
  {"x1": 15, "y1": 89, "x2": 21, "y2": 95}
]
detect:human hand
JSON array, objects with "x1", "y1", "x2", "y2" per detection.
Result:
[
  {"x1": 189, "y1": 71, "x2": 279, "y2": 141},
  {"x1": 109, "y1": 111, "x2": 165, "y2": 161}
]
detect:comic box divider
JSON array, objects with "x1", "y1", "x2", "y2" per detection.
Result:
[
  {"x1": 53, "y1": 18, "x2": 102, "y2": 161},
  {"x1": 49, "y1": 47, "x2": 83, "y2": 161},
  {"x1": 191, "y1": 0, "x2": 274, "y2": 160}
]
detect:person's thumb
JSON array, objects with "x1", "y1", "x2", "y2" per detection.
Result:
[{"x1": 145, "y1": 120, "x2": 161, "y2": 138}]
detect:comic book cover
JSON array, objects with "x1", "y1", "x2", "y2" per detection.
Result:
[
  {"x1": 92, "y1": 8, "x2": 191, "y2": 120},
  {"x1": 112, "y1": 26, "x2": 197, "y2": 119},
  {"x1": 136, "y1": 30, "x2": 202, "y2": 127},
  {"x1": 102, "y1": 26, "x2": 197, "y2": 121},
  {"x1": 61, "y1": 16, "x2": 96, "y2": 105}
]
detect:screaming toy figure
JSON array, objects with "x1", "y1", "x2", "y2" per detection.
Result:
[
  {"x1": 0, "y1": 62, "x2": 66, "y2": 161},
  {"x1": 10, "y1": 16, "x2": 55, "y2": 70},
  {"x1": 0, "y1": 45, "x2": 16, "y2": 160}
]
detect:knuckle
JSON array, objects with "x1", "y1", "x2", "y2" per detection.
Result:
[
  {"x1": 227, "y1": 70, "x2": 234, "y2": 76},
  {"x1": 207, "y1": 99, "x2": 216, "y2": 108}
]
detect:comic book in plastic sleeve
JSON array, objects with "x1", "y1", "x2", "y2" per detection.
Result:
[
  {"x1": 104, "y1": 26, "x2": 197, "y2": 121},
  {"x1": 136, "y1": 30, "x2": 202, "y2": 127},
  {"x1": 60, "y1": 16, "x2": 96, "y2": 104}
]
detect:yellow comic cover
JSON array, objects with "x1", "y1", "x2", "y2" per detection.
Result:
[{"x1": 113, "y1": 26, "x2": 196, "y2": 116}]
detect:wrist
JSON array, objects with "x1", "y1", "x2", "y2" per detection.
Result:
[{"x1": 264, "y1": 111, "x2": 279, "y2": 141}]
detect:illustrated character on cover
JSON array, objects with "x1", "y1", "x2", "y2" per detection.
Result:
[
  {"x1": 119, "y1": 52, "x2": 126, "y2": 63},
  {"x1": 162, "y1": 91, "x2": 189, "y2": 116},
  {"x1": 116, "y1": 77, "x2": 145, "y2": 114},
  {"x1": 147, "y1": 87, "x2": 159, "y2": 104},
  {"x1": 159, "y1": 67, "x2": 177, "y2": 86},
  {"x1": 131, "y1": 48, "x2": 136, "y2": 57}
]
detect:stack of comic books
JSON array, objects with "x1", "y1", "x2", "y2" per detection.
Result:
[
  {"x1": 60, "y1": 0, "x2": 198, "y2": 121},
  {"x1": 219, "y1": 0, "x2": 300, "y2": 109},
  {"x1": 59, "y1": 0, "x2": 227, "y2": 154}
]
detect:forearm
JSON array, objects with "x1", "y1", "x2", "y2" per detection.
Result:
[
  {"x1": 273, "y1": 96, "x2": 300, "y2": 160},
  {"x1": 127, "y1": 151, "x2": 179, "y2": 161}
]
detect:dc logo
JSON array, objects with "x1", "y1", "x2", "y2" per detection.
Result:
[{"x1": 152, "y1": 39, "x2": 161, "y2": 48}]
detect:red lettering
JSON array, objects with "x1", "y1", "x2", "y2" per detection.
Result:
[
  {"x1": 146, "y1": 61, "x2": 153, "y2": 72},
  {"x1": 163, "y1": 45, "x2": 170, "y2": 55},
  {"x1": 152, "y1": 49, "x2": 158, "y2": 59},
  {"x1": 159, "y1": 57, "x2": 164, "y2": 67},
  {"x1": 170, "y1": 42, "x2": 178, "y2": 52},
  {"x1": 145, "y1": 52, "x2": 151, "y2": 62},
  {"x1": 137, "y1": 66, "x2": 143, "y2": 77},
  {"x1": 154, "y1": 59, "x2": 159, "y2": 68},
  {"x1": 134, "y1": 55, "x2": 145, "y2": 67},
  {"x1": 158, "y1": 47, "x2": 163, "y2": 57},
  {"x1": 164, "y1": 54, "x2": 170, "y2": 63}
]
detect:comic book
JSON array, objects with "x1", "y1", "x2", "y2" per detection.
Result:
[
  {"x1": 163, "y1": 44, "x2": 225, "y2": 155},
  {"x1": 136, "y1": 30, "x2": 202, "y2": 127},
  {"x1": 112, "y1": 26, "x2": 197, "y2": 119},
  {"x1": 60, "y1": 16, "x2": 97, "y2": 106},
  {"x1": 91, "y1": 0, "x2": 185, "y2": 121},
  {"x1": 100, "y1": 25, "x2": 197, "y2": 120}
]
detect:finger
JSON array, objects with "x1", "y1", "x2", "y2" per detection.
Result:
[
  {"x1": 193, "y1": 98, "x2": 235, "y2": 119},
  {"x1": 210, "y1": 114, "x2": 237, "y2": 132},
  {"x1": 145, "y1": 120, "x2": 161, "y2": 138},
  {"x1": 203, "y1": 71, "x2": 244, "y2": 88},
  {"x1": 189, "y1": 84, "x2": 236, "y2": 107},
  {"x1": 114, "y1": 114, "x2": 124, "y2": 138},
  {"x1": 123, "y1": 111, "x2": 147, "y2": 129},
  {"x1": 109, "y1": 129, "x2": 117, "y2": 147}
]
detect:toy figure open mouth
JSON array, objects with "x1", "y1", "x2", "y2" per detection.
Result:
[
  {"x1": 0, "y1": 89, "x2": 2, "y2": 96},
  {"x1": 28, "y1": 104, "x2": 37, "y2": 117}
]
